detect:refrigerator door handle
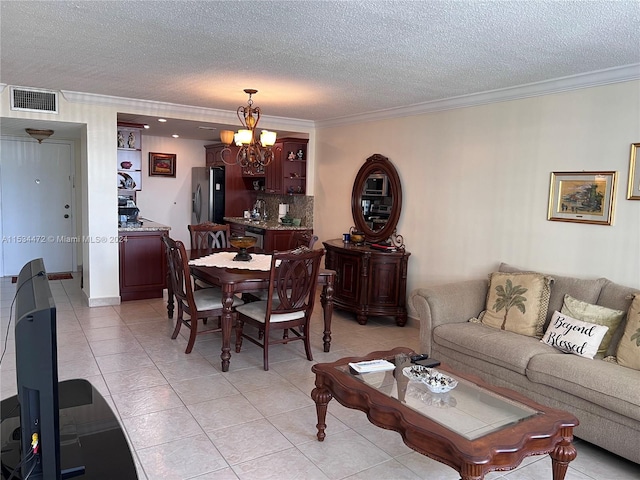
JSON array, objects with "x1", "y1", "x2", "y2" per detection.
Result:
[{"x1": 193, "y1": 184, "x2": 202, "y2": 224}]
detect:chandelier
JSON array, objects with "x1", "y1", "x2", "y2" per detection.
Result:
[
  {"x1": 220, "y1": 89, "x2": 277, "y2": 174},
  {"x1": 25, "y1": 128, "x2": 54, "y2": 143}
]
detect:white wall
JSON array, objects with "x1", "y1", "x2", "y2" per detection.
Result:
[
  {"x1": 314, "y1": 81, "x2": 640, "y2": 296},
  {"x1": 136, "y1": 136, "x2": 208, "y2": 246}
]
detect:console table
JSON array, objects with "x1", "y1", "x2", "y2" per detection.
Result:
[{"x1": 323, "y1": 239, "x2": 410, "y2": 326}]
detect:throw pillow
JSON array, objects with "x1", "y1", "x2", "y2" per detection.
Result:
[
  {"x1": 615, "y1": 294, "x2": 640, "y2": 370},
  {"x1": 541, "y1": 311, "x2": 609, "y2": 359},
  {"x1": 479, "y1": 272, "x2": 552, "y2": 337},
  {"x1": 560, "y1": 294, "x2": 625, "y2": 354}
]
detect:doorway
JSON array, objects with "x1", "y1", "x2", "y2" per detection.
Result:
[{"x1": 1, "y1": 138, "x2": 75, "y2": 275}]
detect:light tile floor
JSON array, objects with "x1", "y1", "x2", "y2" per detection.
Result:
[{"x1": 1, "y1": 274, "x2": 638, "y2": 479}]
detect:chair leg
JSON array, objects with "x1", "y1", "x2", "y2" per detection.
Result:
[
  {"x1": 263, "y1": 332, "x2": 269, "y2": 371},
  {"x1": 171, "y1": 305, "x2": 183, "y2": 339},
  {"x1": 282, "y1": 329, "x2": 289, "y2": 342},
  {"x1": 303, "y1": 323, "x2": 313, "y2": 361},
  {"x1": 185, "y1": 315, "x2": 198, "y2": 354},
  {"x1": 235, "y1": 317, "x2": 244, "y2": 353}
]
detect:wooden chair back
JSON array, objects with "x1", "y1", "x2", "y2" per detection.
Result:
[
  {"x1": 188, "y1": 222, "x2": 230, "y2": 251},
  {"x1": 163, "y1": 235, "x2": 196, "y2": 310},
  {"x1": 266, "y1": 247, "x2": 324, "y2": 319},
  {"x1": 289, "y1": 231, "x2": 318, "y2": 249}
]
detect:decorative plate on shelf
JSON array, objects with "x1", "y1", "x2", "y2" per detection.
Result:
[
  {"x1": 118, "y1": 172, "x2": 136, "y2": 189},
  {"x1": 402, "y1": 366, "x2": 458, "y2": 393}
]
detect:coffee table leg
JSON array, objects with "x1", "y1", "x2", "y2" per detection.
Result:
[
  {"x1": 550, "y1": 429, "x2": 577, "y2": 480},
  {"x1": 311, "y1": 384, "x2": 333, "y2": 441}
]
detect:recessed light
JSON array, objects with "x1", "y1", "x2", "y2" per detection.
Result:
[
  {"x1": 172, "y1": 134, "x2": 179, "y2": 138},
  {"x1": 143, "y1": 124, "x2": 150, "y2": 129},
  {"x1": 158, "y1": 118, "x2": 167, "y2": 123}
]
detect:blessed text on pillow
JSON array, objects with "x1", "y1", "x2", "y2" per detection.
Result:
[{"x1": 541, "y1": 311, "x2": 609, "y2": 359}]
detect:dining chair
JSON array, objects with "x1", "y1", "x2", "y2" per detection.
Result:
[
  {"x1": 163, "y1": 235, "x2": 243, "y2": 354},
  {"x1": 188, "y1": 222, "x2": 230, "y2": 252},
  {"x1": 234, "y1": 247, "x2": 324, "y2": 370},
  {"x1": 289, "y1": 231, "x2": 318, "y2": 249}
]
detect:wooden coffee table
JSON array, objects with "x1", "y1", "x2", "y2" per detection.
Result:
[{"x1": 311, "y1": 347, "x2": 578, "y2": 480}]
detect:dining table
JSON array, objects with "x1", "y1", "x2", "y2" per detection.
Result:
[{"x1": 166, "y1": 249, "x2": 336, "y2": 372}]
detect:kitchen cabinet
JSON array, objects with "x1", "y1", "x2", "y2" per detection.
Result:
[
  {"x1": 323, "y1": 239, "x2": 411, "y2": 326},
  {"x1": 204, "y1": 144, "x2": 255, "y2": 217},
  {"x1": 265, "y1": 229, "x2": 306, "y2": 251},
  {"x1": 117, "y1": 123, "x2": 142, "y2": 191},
  {"x1": 229, "y1": 223, "x2": 245, "y2": 238},
  {"x1": 119, "y1": 229, "x2": 168, "y2": 301},
  {"x1": 265, "y1": 138, "x2": 308, "y2": 195}
]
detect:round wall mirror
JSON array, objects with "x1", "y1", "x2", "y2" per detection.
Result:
[{"x1": 351, "y1": 153, "x2": 402, "y2": 243}]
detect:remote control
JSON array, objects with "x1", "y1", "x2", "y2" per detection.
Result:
[
  {"x1": 415, "y1": 358, "x2": 441, "y2": 368},
  {"x1": 410, "y1": 354, "x2": 429, "y2": 363}
]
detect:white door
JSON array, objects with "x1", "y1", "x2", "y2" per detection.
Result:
[{"x1": 1, "y1": 138, "x2": 74, "y2": 274}]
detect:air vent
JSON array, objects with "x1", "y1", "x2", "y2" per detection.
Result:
[{"x1": 10, "y1": 86, "x2": 58, "y2": 114}]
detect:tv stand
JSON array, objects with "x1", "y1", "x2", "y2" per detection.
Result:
[{"x1": 1, "y1": 379, "x2": 137, "y2": 480}]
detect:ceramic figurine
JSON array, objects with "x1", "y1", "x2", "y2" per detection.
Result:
[
  {"x1": 297, "y1": 149, "x2": 304, "y2": 160},
  {"x1": 287, "y1": 151, "x2": 296, "y2": 161},
  {"x1": 128, "y1": 132, "x2": 136, "y2": 149},
  {"x1": 117, "y1": 131, "x2": 124, "y2": 148}
]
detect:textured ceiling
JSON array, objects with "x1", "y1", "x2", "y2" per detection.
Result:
[{"x1": 1, "y1": 1, "x2": 639, "y2": 136}]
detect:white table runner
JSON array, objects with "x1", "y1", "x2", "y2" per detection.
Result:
[{"x1": 189, "y1": 251, "x2": 278, "y2": 271}]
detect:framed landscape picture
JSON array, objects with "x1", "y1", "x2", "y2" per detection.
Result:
[
  {"x1": 627, "y1": 143, "x2": 640, "y2": 200},
  {"x1": 149, "y1": 152, "x2": 176, "y2": 177},
  {"x1": 547, "y1": 171, "x2": 617, "y2": 225}
]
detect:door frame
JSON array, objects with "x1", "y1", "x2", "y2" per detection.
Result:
[{"x1": 0, "y1": 135, "x2": 78, "y2": 276}]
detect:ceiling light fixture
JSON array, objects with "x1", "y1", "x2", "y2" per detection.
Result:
[
  {"x1": 25, "y1": 128, "x2": 54, "y2": 143},
  {"x1": 220, "y1": 89, "x2": 276, "y2": 174}
]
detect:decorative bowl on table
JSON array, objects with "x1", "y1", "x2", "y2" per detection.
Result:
[
  {"x1": 350, "y1": 231, "x2": 365, "y2": 245},
  {"x1": 229, "y1": 236, "x2": 257, "y2": 261},
  {"x1": 280, "y1": 216, "x2": 294, "y2": 225},
  {"x1": 402, "y1": 366, "x2": 458, "y2": 393}
]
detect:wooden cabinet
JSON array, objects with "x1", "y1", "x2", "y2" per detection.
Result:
[
  {"x1": 117, "y1": 123, "x2": 142, "y2": 191},
  {"x1": 119, "y1": 230, "x2": 168, "y2": 301},
  {"x1": 264, "y1": 229, "x2": 311, "y2": 251},
  {"x1": 323, "y1": 239, "x2": 411, "y2": 326},
  {"x1": 229, "y1": 223, "x2": 245, "y2": 238},
  {"x1": 265, "y1": 138, "x2": 308, "y2": 195},
  {"x1": 205, "y1": 144, "x2": 255, "y2": 217}
]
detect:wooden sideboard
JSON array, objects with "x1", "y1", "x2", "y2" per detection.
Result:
[{"x1": 323, "y1": 239, "x2": 410, "y2": 326}]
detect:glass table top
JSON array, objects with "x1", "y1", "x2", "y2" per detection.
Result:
[{"x1": 338, "y1": 356, "x2": 540, "y2": 440}]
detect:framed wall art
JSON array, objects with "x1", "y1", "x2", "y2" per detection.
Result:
[
  {"x1": 149, "y1": 152, "x2": 176, "y2": 177},
  {"x1": 547, "y1": 171, "x2": 617, "y2": 226},
  {"x1": 627, "y1": 143, "x2": 640, "y2": 200}
]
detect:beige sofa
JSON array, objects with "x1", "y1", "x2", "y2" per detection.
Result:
[{"x1": 408, "y1": 263, "x2": 640, "y2": 464}]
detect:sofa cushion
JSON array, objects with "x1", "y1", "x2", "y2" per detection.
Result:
[
  {"x1": 541, "y1": 311, "x2": 609, "y2": 359},
  {"x1": 433, "y1": 322, "x2": 559, "y2": 375},
  {"x1": 616, "y1": 294, "x2": 640, "y2": 371},
  {"x1": 498, "y1": 263, "x2": 606, "y2": 328},
  {"x1": 596, "y1": 281, "x2": 640, "y2": 357},
  {"x1": 478, "y1": 272, "x2": 551, "y2": 337},
  {"x1": 527, "y1": 353, "x2": 640, "y2": 422},
  {"x1": 560, "y1": 294, "x2": 625, "y2": 354}
]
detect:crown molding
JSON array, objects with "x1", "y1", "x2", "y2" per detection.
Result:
[
  {"x1": 59, "y1": 90, "x2": 315, "y2": 131},
  {"x1": 316, "y1": 64, "x2": 640, "y2": 129}
]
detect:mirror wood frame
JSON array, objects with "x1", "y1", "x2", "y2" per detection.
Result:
[{"x1": 351, "y1": 153, "x2": 402, "y2": 243}]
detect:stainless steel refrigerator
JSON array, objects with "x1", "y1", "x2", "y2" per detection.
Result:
[{"x1": 192, "y1": 166, "x2": 225, "y2": 224}]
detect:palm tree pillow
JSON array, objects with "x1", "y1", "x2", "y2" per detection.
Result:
[
  {"x1": 474, "y1": 272, "x2": 552, "y2": 337},
  {"x1": 615, "y1": 294, "x2": 640, "y2": 370}
]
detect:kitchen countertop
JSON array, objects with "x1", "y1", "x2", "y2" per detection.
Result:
[
  {"x1": 224, "y1": 217, "x2": 311, "y2": 231},
  {"x1": 118, "y1": 218, "x2": 171, "y2": 232}
]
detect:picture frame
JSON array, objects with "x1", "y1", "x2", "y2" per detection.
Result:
[
  {"x1": 547, "y1": 171, "x2": 617, "y2": 226},
  {"x1": 149, "y1": 152, "x2": 176, "y2": 177},
  {"x1": 627, "y1": 143, "x2": 640, "y2": 200}
]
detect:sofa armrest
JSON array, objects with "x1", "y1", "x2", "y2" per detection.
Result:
[{"x1": 408, "y1": 278, "x2": 489, "y2": 354}]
